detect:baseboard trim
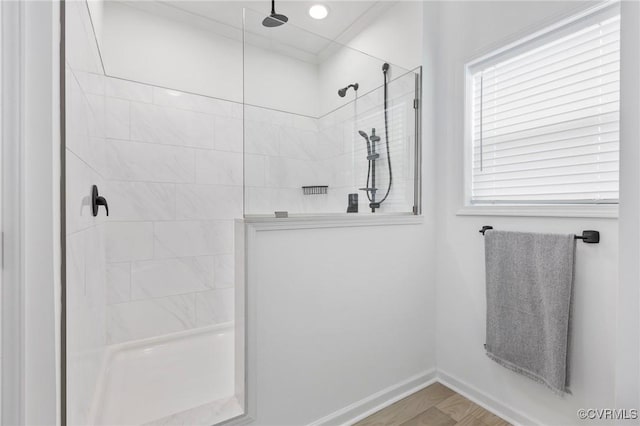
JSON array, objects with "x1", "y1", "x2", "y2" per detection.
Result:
[
  {"x1": 309, "y1": 369, "x2": 437, "y2": 426},
  {"x1": 436, "y1": 370, "x2": 540, "y2": 426}
]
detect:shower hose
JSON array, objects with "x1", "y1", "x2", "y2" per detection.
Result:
[{"x1": 365, "y1": 64, "x2": 393, "y2": 206}]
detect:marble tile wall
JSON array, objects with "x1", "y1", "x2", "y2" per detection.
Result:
[
  {"x1": 321, "y1": 73, "x2": 417, "y2": 214},
  {"x1": 65, "y1": 2, "x2": 109, "y2": 423},
  {"x1": 243, "y1": 106, "x2": 335, "y2": 214},
  {"x1": 102, "y1": 78, "x2": 242, "y2": 344},
  {"x1": 243, "y1": 73, "x2": 417, "y2": 215}
]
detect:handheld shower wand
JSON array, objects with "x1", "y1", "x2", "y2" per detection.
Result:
[
  {"x1": 358, "y1": 130, "x2": 371, "y2": 156},
  {"x1": 358, "y1": 128, "x2": 382, "y2": 211}
]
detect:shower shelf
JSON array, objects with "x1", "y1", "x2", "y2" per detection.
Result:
[{"x1": 302, "y1": 185, "x2": 328, "y2": 195}]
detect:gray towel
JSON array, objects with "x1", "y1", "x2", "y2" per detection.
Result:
[{"x1": 484, "y1": 230, "x2": 575, "y2": 395}]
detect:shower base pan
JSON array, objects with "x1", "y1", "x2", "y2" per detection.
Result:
[{"x1": 91, "y1": 323, "x2": 242, "y2": 425}]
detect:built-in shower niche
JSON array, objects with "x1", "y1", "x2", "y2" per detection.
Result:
[{"x1": 243, "y1": 8, "x2": 420, "y2": 216}]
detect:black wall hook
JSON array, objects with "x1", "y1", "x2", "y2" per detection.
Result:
[{"x1": 91, "y1": 185, "x2": 109, "y2": 217}]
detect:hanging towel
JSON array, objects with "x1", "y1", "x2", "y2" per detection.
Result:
[{"x1": 484, "y1": 230, "x2": 575, "y2": 395}]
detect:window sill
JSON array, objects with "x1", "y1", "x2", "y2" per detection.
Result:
[
  {"x1": 241, "y1": 213, "x2": 424, "y2": 231},
  {"x1": 456, "y1": 204, "x2": 618, "y2": 219}
]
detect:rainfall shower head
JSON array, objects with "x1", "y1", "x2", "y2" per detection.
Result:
[
  {"x1": 262, "y1": 0, "x2": 288, "y2": 27},
  {"x1": 338, "y1": 83, "x2": 359, "y2": 97}
]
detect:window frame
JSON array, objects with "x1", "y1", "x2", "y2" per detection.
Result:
[{"x1": 460, "y1": 1, "x2": 620, "y2": 218}]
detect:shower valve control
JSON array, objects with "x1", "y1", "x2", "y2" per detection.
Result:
[{"x1": 91, "y1": 185, "x2": 109, "y2": 217}]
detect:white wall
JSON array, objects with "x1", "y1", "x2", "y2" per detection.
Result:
[
  {"x1": 23, "y1": 1, "x2": 61, "y2": 424},
  {"x1": 100, "y1": 2, "x2": 320, "y2": 116},
  {"x1": 617, "y1": 0, "x2": 640, "y2": 411},
  {"x1": 347, "y1": 1, "x2": 423, "y2": 74},
  {"x1": 319, "y1": 1, "x2": 423, "y2": 115},
  {"x1": 245, "y1": 2, "x2": 435, "y2": 424},
  {"x1": 3, "y1": 1, "x2": 64, "y2": 424},
  {"x1": 101, "y1": 2, "x2": 242, "y2": 102},
  {"x1": 247, "y1": 221, "x2": 434, "y2": 425},
  {"x1": 244, "y1": 44, "x2": 320, "y2": 117},
  {"x1": 429, "y1": 2, "x2": 624, "y2": 424}
]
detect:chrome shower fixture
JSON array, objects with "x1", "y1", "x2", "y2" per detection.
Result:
[
  {"x1": 338, "y1": 83, "x2": 359, "y2": 97},
  {"x1": 359, "y1": 128, "x2": 382, "y2": 209},
  {"x1": 357, "y1": 63, "x2": 393, "y2": 213}
]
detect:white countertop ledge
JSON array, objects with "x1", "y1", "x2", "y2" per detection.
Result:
[{"x1": 241, "y1": 213, "x2": 424, "y2": 231}]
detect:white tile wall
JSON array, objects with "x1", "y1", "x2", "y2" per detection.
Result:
[
  {"x1": 195, "y1": 289, "x2": 235, "y2": 327},
  {"x1": 130, "y1": 102, "x2": 215, "y2": 149},
  {"x1": 107, "y1": 294, "x2": 197, "y2": 344},
  {"x1": 278, "y1": 127, "x2": 320, "y2": 160},
  {"x1": 175, "y1": 185, "x2": 243, "y2": 220},
  {"x1": 213, "y1": 254, "x2": 235, "y2": 289},
  {"x1": 102, "y1": 79, "x2": 241, "y2": 344},
  {"x1": 214, "y1": 116, "x2": 243, "y2": 152},
  {"x1": 106, "y1": 222, "x2": 154, "y2": 262},
  {"x1": 245, "y1": 155, "x2": 266, "y2": 187},
  {"x1": 104, "y1": 139, "x2": 195, "y2": 183},
  {"x1": 130, "y1": 257, "x2": 215, "y2": 299},
  {"x1": 153, "y1": 220, "x2": 234, "y2": 259},
  {"x1": 65, "y1": 14, "x2": 109, "y2": 420},
  {"x1": 105, "y1": 78, "x2": 153, "y2": 103},
  {"x1": 153, "y1": 88, "x2": 243, "y2": 118},
  {"x1": 244, "y1": 106, "x2": 335, "y2": 214},
  {"x1": 195, "y1": 150, "x2": 243, "y2": 185},
  {"x1": 105, "y1": 97, "x2": 130, "y2": 140},
  {"x1": 104, "y1": 181, "x2": 176, "y2": 221},
  {"x1": 66, "y1": 7, "x2": 243, "y2": 421},
  {"x1": 244, "y1": 120, "x2": 280, "y2": 156},
  {"x1": 106, "y1": 263, "x2": 131, "y2": 304},
  {"x1": 65, "y1": 151, "x2": 101, "y2": 234}
]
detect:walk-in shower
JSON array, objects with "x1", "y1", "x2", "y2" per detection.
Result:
[
  {"x1": 65, "y1": 2, "x2": 245, "y2": 425},
  {"x1": 64, "y1": 2, "x2": 421, "y2": 425}
]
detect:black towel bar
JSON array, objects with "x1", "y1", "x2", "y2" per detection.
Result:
[{"x1": 479, "y1": 226, "x2": 600, "y2": 244}]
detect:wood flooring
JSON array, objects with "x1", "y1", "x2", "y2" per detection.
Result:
[{"x1": 354, "y1": 383, "x2": 511, "y2": 426}]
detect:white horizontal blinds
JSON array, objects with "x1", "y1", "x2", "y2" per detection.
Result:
[{"x1": 471, "y1": 12, "x2": 620, "y2": 204}]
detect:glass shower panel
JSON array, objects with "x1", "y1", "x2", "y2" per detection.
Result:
[{"x1": 243, "y1": 7, "x2": 420, "y2": 216}]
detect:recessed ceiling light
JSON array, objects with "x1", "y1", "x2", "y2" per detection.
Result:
[{"x1": 309, "y1": 4, "x2": 328, "y2": 20}]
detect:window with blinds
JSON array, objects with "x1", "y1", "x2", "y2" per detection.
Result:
[{"x1": 468, "y1": 5, "x2": 620, "y2": 205}]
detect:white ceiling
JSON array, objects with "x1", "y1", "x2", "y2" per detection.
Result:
[
  {"x1": 122, "y1": 0, "x2": 393, "y2": 57},
  {"x1": 165, "y1": 0, "x2": 378, "y2": 40},
  {"x1": 165, "y1": 1, "x2": 382, "y2": 41}
]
